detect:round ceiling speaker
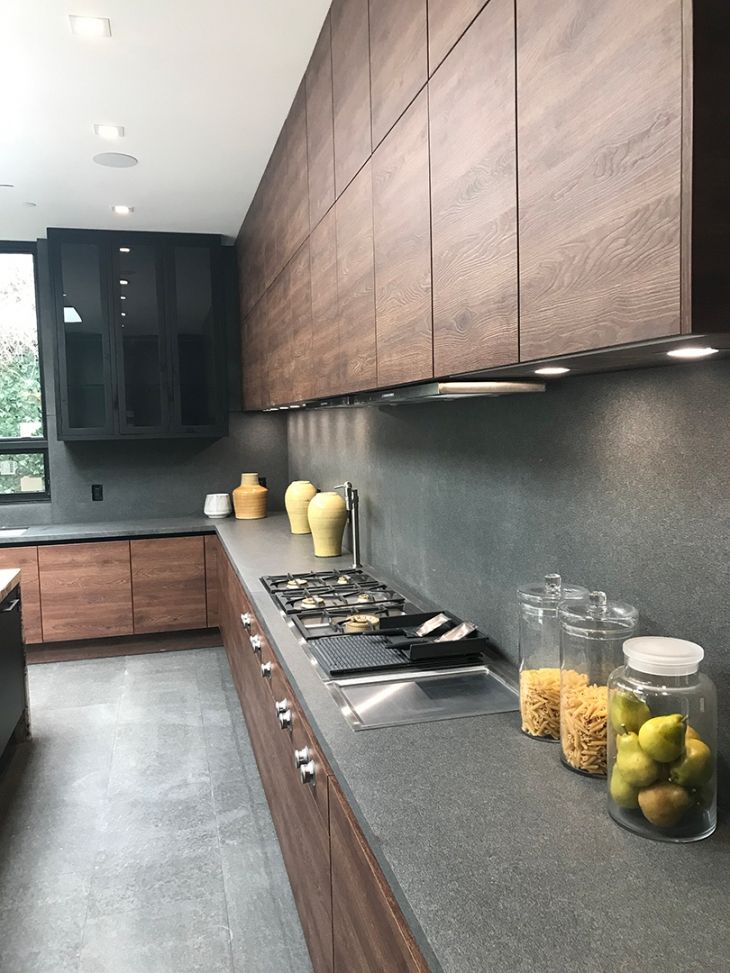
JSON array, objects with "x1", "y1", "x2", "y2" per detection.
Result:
[{"x1": 93, "y1": 152, "x2": 138, "y2": 168}]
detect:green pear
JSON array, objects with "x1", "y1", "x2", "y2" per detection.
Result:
[
  {"x1": 609, "y1": 691, "x2": 651, "y2": 735},
  {"x1": 609, "y1": 767, "x2": 640, "y2": 809},
  {"x1": 615, "y1": 732, "x2": 660, "y2": 787},
  {"x1": 638, "y1": 782, "x2": 692, "y2": 828},
  {"x1": 638, "y1": 714, "x2": 686, "y2": 763},
  {"x1": 670, "y1": 738, "x2": 713, "y2": 788}
]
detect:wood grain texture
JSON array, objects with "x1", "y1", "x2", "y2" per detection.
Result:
[
  {"x1": 39, "y1": 542, "x2": 133, "y2": 642},
  {"x1": 369, "y1": 0, "x2": 427, "y2": 149},
  {"x1": 282, "y1": 81, "x2": 311, "y2": 265},
  {"x1": 204, "y1": 534, "x2": 220, "y2": 627},
  {"x1": 331, "y1": 0, "x2": 372, "y2": 196},
  {"x1": 373, "y1": 91, "x2": 433, "y2": 387},
  {"x1": 130, "y1": 537, "x2": 206, "y2": 634},
  {"x1": 0, "y1": 547, "x2": 42, "y2": 644},
  {"x1": 242, "y1": 291, "x2": 269, "y2": 411},
  {"x1": 517, "y1": 0, "x2": 683, "y2": 360},
  {"x1": 306, "y1": 15, "x2": 336, "y2": 229},
  {"x1": 336, "y1": 161, "x2": 377, "y2": 392},
  {"x1": 429, "y1": 0, "x2": 519, "y2": 375},
  {"x1": 287, "y1": 241, "x2": 314, "y2": 403},
  {"x1": 330, "y1": 782, "x2": 430, "y2": 973},
  {"x1": 428, "y1": 0, "x2": 487, "y2": 74},
  {"x1": 309, "y1": 207, "x2": 341, "y2": 398},
  {"x1": 266, "y1": 266, "x2": 291, "y2": 407}
]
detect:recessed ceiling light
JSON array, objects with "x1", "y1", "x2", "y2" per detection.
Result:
[
  {"x1": 119, "y1": 279, "x2": 129, "y2": 285},
  {"x1": 0, "y1": 183, "x2": 14, "y2": 189},
  {"x1": 94, "y1": 153, "x2": 138, "y2": 168},
  {"x1": 69, "y1": 15, "x2": 111, "y2": 37},
  {"x1": 112, "y1": 204, "x2": 133, "y2": 215},
  {"x1": 666, "y1": 346, "x2": 719, "y2": 360},
  {"x1": 121, "y1": 312, "x2": 126, "y2": 317},
  {"x1": 120, "y1": 294, "x2": 126, "y2": 300},
  {"x1": 534, "y1": 366, "x2": 570, "y2": 376},
  {"x1": 119, "y1": 247, "x2": 131, "y2": 253},
  {"x1": 94, "y1": 123, "x2": 125, "y2": 140}
]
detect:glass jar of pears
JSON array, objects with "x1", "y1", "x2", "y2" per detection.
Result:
[
  {"x1": 518, "y1": 574, "x2": 588, "y2": 740},
  {"x1": 607, "y1": 637, "x2": 717, "y2": 842}
]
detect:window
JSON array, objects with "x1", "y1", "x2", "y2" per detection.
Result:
[{"x1": 0, "y1": 243, "x2": 49, "y2": 501}]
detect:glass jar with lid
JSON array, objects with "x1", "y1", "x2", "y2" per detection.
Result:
[
  {"x1": 518, "y1": 574, "x2": 588, "y2": 740},
  {"x1": 607, "y1": 637, "x2": 717, "y2": 842},
  {"x1": 559, "y1": 591, "x2": 638, "y2": 776}
]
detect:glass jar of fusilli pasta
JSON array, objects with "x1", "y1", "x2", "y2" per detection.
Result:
[
  {"x1": 518, "y1": 575, "x2": 588, "y2": 741},
  {"x1": 558, "y1": 592, "x2": 638, "y2": 776}
]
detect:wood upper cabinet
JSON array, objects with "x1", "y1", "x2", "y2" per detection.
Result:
[
  {"x1": 429, "y1": 0, "x2": 519, "y2": 376},
  {"x1": 130, "y1": 536, "x2": 207, "y2": 634},
  {"x1": 330, "y1": 782, "x2": 429, "y2": 973},
  {"x1": 282, "y1": 81, "x2": 310, "y2": 265},
  {"x1": 368, "y1": 0, "x2": 427, "y2": 149},
  {"x1": 242, "y1": 293, "x2": 268, "y2": 412},
  {"x1": 39, "y1": 541, "x2": 133, "y2": 642},
  {"x1": 331, "y1": 0, "x2": 371, "y2": 196},
  {"x1": 287, "y1": 241, "x2": 314, "y2": 403},
  {"x1": 428, "y1": 0, "x2": 487, "y2": 74},
  {"x1": 0, "y1": 547, "x2": 42, "y2": 644},
  {"x1": 517, "y1": 0, "x2": 683, "y2": 360},
  {"x1": 266, "y1": 265, "x2": 291, "y2": 407},
  {"x1": 306, "y1": 15, "x2": 336, "y2": 229},
  {"x1": 204, "y1": 534, "x2": 220, "y2": 628},
  {"x1": 309, "y1": 207, "x2": 342, "y2": 398},
  {"x1": 372, "y1": 91, "x2": 433, "y2": 387},
  {"x1": 336, "y1": 161, "x2": 377, "y2": 392}
]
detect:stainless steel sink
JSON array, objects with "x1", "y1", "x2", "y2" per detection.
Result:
[{"x1": 0, "y1": 528, "x2": 29, "y2": 538}]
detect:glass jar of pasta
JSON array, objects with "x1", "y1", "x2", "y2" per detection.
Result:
[
  {"x1": 559, "y1": 591, "x2": 638, "y2": 776},
  {"x1": 518, "y1": 574, "x2": 588, "y2": 740},
  {"x1": 607, "y1": 637, "x2": 717, "y2": 842}
]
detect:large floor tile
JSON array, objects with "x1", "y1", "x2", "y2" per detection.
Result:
[{"x1": 0, "y1": 898, "x2": 86, "y2": 973}]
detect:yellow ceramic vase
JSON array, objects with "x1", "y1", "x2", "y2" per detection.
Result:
[
  {"x1": 307, "y1": 491, "x2": 348, "y2": 557},
  {"x1": 232, "y1": 473, "x2": 268, "y2": 520},
  {"x1": 285, "y1": 480, "x2": 318, "y2": 534}
]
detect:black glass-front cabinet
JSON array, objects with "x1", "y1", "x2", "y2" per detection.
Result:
[{"x1": 49, "y1": 229, "x2": 227, "y2": 440}]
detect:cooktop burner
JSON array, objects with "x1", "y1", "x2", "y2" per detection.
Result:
[
  {"x1": 291, "y1": 602, "x2": 414, "y2": 640},
  {"x1": 262, "y1": 570, "x2": 381, "y2": 598},
  {"x1": 273, "y1": 583, "x2": 406, "y2": 616}
]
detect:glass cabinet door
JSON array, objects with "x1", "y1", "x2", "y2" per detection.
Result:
[
  {"x1": 112, "y1": 243, "x2": 168, "y2": 433},
  {"x1": 56, "y1": 240, "x2": 114, "y2": 434}
]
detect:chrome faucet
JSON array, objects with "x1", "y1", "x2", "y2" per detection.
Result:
[{"x1": 334, "y1": 481, "x2": 361, "y2": 569}]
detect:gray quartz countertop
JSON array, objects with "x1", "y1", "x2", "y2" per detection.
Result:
[
  {"x1": 216, "y1": 514, "x2": 730, "y2": 973},
  {"x1": 0, "y1": 516, "x2": 215, "y2": 546}
]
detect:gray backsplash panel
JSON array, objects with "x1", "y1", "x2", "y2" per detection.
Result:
[{"x1": 289, "y1": 359, "x2": 730, "y2": 776}]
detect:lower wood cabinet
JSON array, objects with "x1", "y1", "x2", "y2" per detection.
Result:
[
  {"x1": 0, "y1": 546, "x2": 42, "y2": 644},
  {"x1": 38, "y1": 541, "x2": 134, "y2": 642},
  {"x1": 130, "y1": 536, "x2": 207, "y2": 634},
  {"x1": 204, "y1": 535, "x2": 220, "y2": 627}
]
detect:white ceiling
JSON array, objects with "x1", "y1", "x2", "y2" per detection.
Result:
[{"x1": 0, "y1": 0, "x2": 329, "y2": 241}]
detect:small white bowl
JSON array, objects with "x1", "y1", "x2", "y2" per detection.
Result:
[{"x1": 204, "y1": 493, "x2": 232, "y2": 519}]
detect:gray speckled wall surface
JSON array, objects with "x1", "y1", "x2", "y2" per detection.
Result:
[{"x1": 289, "y1": 359, "x2": 730, "y2": 776}]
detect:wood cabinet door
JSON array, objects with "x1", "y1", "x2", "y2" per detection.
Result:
[
  {"x1": 429, "y1": 0, "x2": 518, "y2": 376},
  {"x1": 309, "y1": 207, "x2": 341, "y2": 398},
  {"x1": 428, "y1": 0, "x2": 486, "y2": 74},
  {"x1": 336, "y1": 161, "x2": 377, "y2": 392},
  {"x1": 266, "y1": 265, "x2": 291, "y2": 406},
  {"x1": 39, "y1": 541, "x2": 133, "y2": 642},
  {"x1": 517, "y1": 0, "x2": 682, "y2": 360},
  {"x1": 0, "y1": 547, "x2": 42, "y2": 644},
  {"x1": 369, "y1": 0, "x2": 427, "y2": 149},
  {"x1": 130, "y1": 536, "x2": 206, "y2": 634},
  {"x1": 282, "y1": 82, "x2": 311, "y2": 267},
  {"x1": 330, "y1": 782, "x2": 429, "y2": 973},
  {"x1": 306, "y1": 14, "x2": 336, "y2": 230},
  {"x1": 373, "y1": 91, "x2": 433, "y2": 387},
  {"x1": 287, "y1": 242, "x2": 314, "y2": 403},
  {"x1": 331, "y1": 0, "x2": 371, "y2": 196},
  {"x1": 204, "y1": 534, "x2": 220, "y2": 628}
]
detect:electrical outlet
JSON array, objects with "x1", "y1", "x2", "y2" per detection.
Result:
[{"x1": 91, "y1": 484, "x2": 104, "y2": 501}]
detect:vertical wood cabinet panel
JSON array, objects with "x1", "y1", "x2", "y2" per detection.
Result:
[
  {"x1": 282, "y1": 82, "x2": 311, "y2": 263},
  {"x1": 287, "y1": 242, "x2": 314, "y2": 403},
  {"x1": 39, "y1": 542, "x2": 133, "y2": 642},
  {"x1": 204, "y1": 534, "x2": 220, "y2": 628},
  {"x1": 306, "y1": 15, "x2": 336, "y2": 230},
  {"x1": 330, "y1": 782, "x2": 429, "y2": 973},
  {"x1": 368, "y1": 0, "x2": 427, "y2": 149},
  {"x1": 0, "y1": 547, "x2": 42, "y2": 644},
  {"x1": 336, "y1": 161, "x2": 377, "y2": 392},
  {"x1": 309, "y1": 207, "x2": 341, "y2": 398},
  {"x1": 130, "y1": 536, "x2": 207, "y2": 634},
  {"x1": 429, "y1": 0, "x2": 518, "y2": 376},
  {"x1": 331, "y1": 0, "x2": 372, "y2": 196},
  {"x1": 372, "y1": 91, "x2": 433, "y2": 387},
  {"x1": 266, "y1": 266, "x2": 291, "y2": 407},
  {"x1": 517, "y1": 0, "x2": 683, "y2": 360},
  {"x1": 428, "y1": 0, "x2": 487, "y2": 74}
]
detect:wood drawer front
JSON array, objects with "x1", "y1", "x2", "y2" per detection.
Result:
[
  {"x1": 0, "y1": 546, "x2": 42, "y2": 644},
  {"x1": 330, "y1": 782, "x2": 429, "y2": 973},
  {"x1": 38, "y1": 541, "x2": 133, "y2": 642},
  {"x1": 130, "y1": 536, "x2": 207, "y2": 634},
  {"x1": 204, "y1": 535, "x2": 220, "y2": 628}
]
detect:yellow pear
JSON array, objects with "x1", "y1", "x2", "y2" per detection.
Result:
[
  {"x1": 609, "y1": 691, "x2": 651, "y2": 734},
  {"x1": 685, "y1": 724, "x2": 701, "y2": 742},
  {"x1": 609, "y1": 767, "x2": 640, "y2": 809},
  {"x1": 615, "y1": 732, "x2": 660, "y2": 787},
  {"x1": 638, "y1": 714, "x2": 685, "y2": 763},
  {"x1": 670, "y1": 738, "x2": 713, "y2": 788},
  {"x1": 638, "y1": 782, "x2": 692, "y2": 828}
]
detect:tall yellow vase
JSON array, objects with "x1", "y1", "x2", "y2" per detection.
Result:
[
  {"x1": 232, "y1": 473, "x2": 268, "y2": 520},
  {"x1": 285, "y1": 480, "x2": 318, "y2": 534},
  {"x1": 307, "y1": 491, "x2": 348, "y2": 557}
]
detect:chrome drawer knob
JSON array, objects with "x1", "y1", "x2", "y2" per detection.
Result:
[
  {"x1": 250, "y1": 634, "x2": 262, "y2": 653},
  {"x1": 260, "y1": 662, "x2": 272, "y2": 678},
  {"x1": 293, "y1": 746, "x2": 310, "y2": 768},
  {"x1": 274, "y1": 698, "x2": 290, "y2": 715},
  {"x1": 278, "y1": 709, "x2": 292, "y2": 729},
  {"x1": 241, "y1": 612, "x2": 252, "y2": 629},
  {"x1": 299, "y1": 760, "x2": 315, "y2": 784}
]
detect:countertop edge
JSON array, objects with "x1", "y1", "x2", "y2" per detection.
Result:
[{"x1": 0, "y1": 569, "x2": 21, "y2": 602}]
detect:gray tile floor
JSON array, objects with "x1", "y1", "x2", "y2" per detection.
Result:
[{"x1": 0, "y1": 648, "x2": 314, "y2": 973}]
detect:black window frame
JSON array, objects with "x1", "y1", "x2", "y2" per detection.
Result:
[{"x1": 0, "y1": 241, "x2": 51, "y2": 504}]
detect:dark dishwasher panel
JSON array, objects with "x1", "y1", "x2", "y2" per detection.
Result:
[{"x1": 0, "y1": 588, "x2": 27, "y2": 757}]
